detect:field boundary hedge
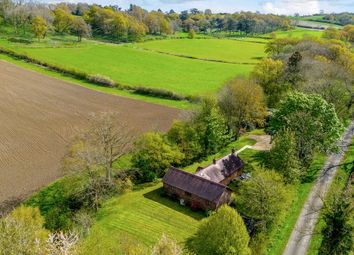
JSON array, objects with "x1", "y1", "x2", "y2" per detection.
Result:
[
  {"x1": 0, "y1": 46, "x2": 197, "y2": 103},
  {"x1": 137, "y1": 47, "x2": 258, "y2": 65}
]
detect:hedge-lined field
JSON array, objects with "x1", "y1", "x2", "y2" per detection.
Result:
[
  {"x1": 0, "y1": 38, "x2": 255, "y2": 96},
  {"x1": 268, "y1": 28, "x2": 324, "y2": 38},
  {"x1": 137, "y1": 39, "x2": 266, "y2": 63}
]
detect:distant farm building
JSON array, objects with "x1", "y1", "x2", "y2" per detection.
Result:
[{"x1": 162, "y1": 150, "x2": 244, "y2": 210}]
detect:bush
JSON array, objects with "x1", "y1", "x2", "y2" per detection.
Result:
[
  {"x1": 0, "y1": 206, "x2": 49, "y2": 254},
  {"x1": 235, "y1": 169, "x2": 292, "y2": 233},
  {"x1": 187, "y1": 205, "x2": 251, "y2": 255},
  {"x1": 132, "y1": 132, "x2": 184, "y2": 181},
  {"x1": 87, "y1": 74, "x2": 116, "y2": 87},
  {"x1": 8, "y1": 37, "x2": 32, "y2": 44},
  {"x1": 133, "y1": 86, "x2": 185, "y2": 101},
  {"x1": 25, "y1": 181, "x2": 78, "y2": 231}
]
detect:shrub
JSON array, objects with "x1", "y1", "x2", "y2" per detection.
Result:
[
  {"x1": 187, "y1": 205, "x2": 251, "y2": 255},
  {"x1": 152, "y1": 234, "x2": 182, "y2": 255},
  {"x1": 268, "y1": 129, "x2": 302, "y2": 183},
  {"x1": 133, "y1": 86, "x2": 185, "y2": 101},
  {"x1": 132, "y1": 132, "x2": 184, "y2": 181},
  {"x1": 8, "y1": 37, "x2": 32, "y2": 44},
  {"x1": 87, "y1": 74, "x2": 116, "y2": 87},
  {"x1": 235, "y1": 169, "x2": 291, "y2": 233},
  {"x1": 25, "y1": 181, "x2": 78, "y2": 231},
  {"x1": 0, "y1": 206, "x2": 49, "y2": 254},
  {"x1": 188, "y1": 29, "x2": 196, "y2": 39}
]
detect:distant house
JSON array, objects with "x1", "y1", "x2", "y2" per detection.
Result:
[{"x1": 162, "y1": 150, "x2": 244, "y2": 210}]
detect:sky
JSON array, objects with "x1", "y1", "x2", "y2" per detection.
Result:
[{"x1": 56, "y1": 0, "x2": 354, "y2": 15}]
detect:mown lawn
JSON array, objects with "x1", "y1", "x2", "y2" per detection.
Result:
[
  {"x1": 89, "y1": 182, "x2": 203, "y2": 248},
  {"x1": 137, "y1": 39, "x2": 266, "y2": 63},
  {"x1": 0, "y1": 38, "x2": 254, "y2": 96}
]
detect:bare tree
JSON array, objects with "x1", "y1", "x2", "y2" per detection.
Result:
[
  {"x1": 46, "y1": 231, "x2": 79, "y2": 255},
  {"x1": 86, "y1": 112, "x2": 134, "y2": 182},
  {"x1": 63, "y1": 112, "x2": 134, "y2": 182}
]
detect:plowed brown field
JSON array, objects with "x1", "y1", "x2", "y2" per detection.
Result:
[{"x1": 0, "y1": 61, "x2": 180, "y2": 204}]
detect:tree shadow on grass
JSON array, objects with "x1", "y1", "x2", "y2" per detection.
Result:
[
  {"x1": 302, "y1": 155, "x2": 327, "y2": 183},
  {"x1": 143, "y1": 187, "x2": 205, "y2": 221}
]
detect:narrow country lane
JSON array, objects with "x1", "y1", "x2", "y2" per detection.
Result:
[{"x1": 283, "y1": 120, "x2": 354, "y2": 255}]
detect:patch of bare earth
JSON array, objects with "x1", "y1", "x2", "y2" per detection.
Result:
[
  {"x1": 0, "y1": 61, "x2": 180, "y2": 205},
  {"x1": 249, "y1": 135, "x2": 272, "y2": 151}
]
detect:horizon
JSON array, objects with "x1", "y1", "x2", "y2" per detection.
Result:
[{"x1": 46, "y1": 0, "x2": 354, "y2": 15}]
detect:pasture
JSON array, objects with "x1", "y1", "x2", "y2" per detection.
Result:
[
  {"x1": 137, "y1": 39, "x2": 266, "y2": 63},
  {"x1": 269, "y1": 28, "x2": 324, "y2": 38},
  {"x1": 0, "y1": 37, "x2": 258, "y2": 96},
  {"x1": 0, "y1": 60, "x2": 179, "y2": 204}
]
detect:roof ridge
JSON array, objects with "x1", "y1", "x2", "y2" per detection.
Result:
[
  {"x1": 201, "y1": 153, "x2": 235, "y2": 170},
  {"x1": 168, "y1": 167, "x2": 228, "y2": 189}
]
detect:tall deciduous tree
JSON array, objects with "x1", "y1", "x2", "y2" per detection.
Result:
[
  {"x1": 218, "y1": 78, "x2": 267, "y2": 138},
  {"x1": 31, "y1": 16, "x2": 47, "y2": 41},
  {"x1": 192, "y1": 97, "x2": 231, "y2": 154},
  {"x1": 167, "y1": 121, "x2": 203, "y2": 165},
  {"x1": 188, "y1": 205, "x2": 251, "y2": 255},
  {"x1": 269, "y1": 129, "x2": 302, "y2": 183},
  {"x1": 72, "y1": 16, "x2": 90, "y2": 42},
  {"x1": 319, "y1": 191, "x2": 353, "y2": 255},
  {"x1": 132, "y1": 132, "x2": 184, "y2": 181},
  {"x1": 53, "y1": 6, "x2": 73, "y2": 34},
  {"x1": 235, "y1": 169, "x2": 291, "y2": 232},
  {"x1": 251, "y1": 58, "x2": 286, "y2": 108},
  {"x1": 85, "y1": 113, "x2": 134, "y2": 183},
  {"x1": 269, "y1": 93, "x2": 343, "y2": 167}
]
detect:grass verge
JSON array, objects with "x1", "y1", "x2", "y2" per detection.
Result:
[
  {"x1": 264, "y1": 153, "x2": 327, "y2": 255},
  {"x1": 307, "y1": 137, "x2": 354, "y2": 255}
]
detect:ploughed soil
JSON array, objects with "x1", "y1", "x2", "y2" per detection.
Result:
[{"x1": 0, "y1": 61, "x2": 180, "y2": 205}]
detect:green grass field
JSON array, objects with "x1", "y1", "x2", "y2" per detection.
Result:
[
  {"x1": 0, "y1": 37, "x2": 255, "y2": 96},
  {"x1": 0, "y1": 53, "x2": 192, "y2": 109},
  {"x1": 137, "y1": 39, "x2": 266, "y2": 63},
  {"x1": 269, "y1": 28, "x2": 324, "y2": 38},
  {"x1": 293, "y1": 16, "x2": 343, "y2": 28}
]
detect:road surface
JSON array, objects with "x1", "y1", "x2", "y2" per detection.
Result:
[{"x1": 283, "y1": 121, "x2": 354, "y2": 255}]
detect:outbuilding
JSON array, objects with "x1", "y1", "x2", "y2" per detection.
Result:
[{"x1": 162, "y1": 151, "x2": 244, "y2": 210}]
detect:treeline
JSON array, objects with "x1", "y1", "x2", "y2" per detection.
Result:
[
  {"x1": 322, "y1": 12, "x2": 354, "y2": 26},
  {"x1": 0, "y1": 0, "x2": 291, "y2": 42},
  {"x1": 322, "y1": 25, "x2": 354, "y2": 43}
]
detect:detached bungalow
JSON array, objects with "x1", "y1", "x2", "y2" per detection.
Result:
[{"x1": 162, "y1": 150, "x2": 244, "y2": 210}]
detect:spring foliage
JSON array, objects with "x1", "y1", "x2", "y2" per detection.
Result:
[{"x1": 188, "y1": 205, "x2": 251, "y2": 255}]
